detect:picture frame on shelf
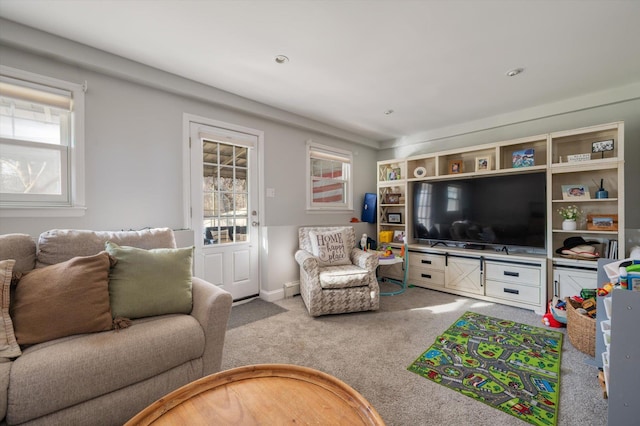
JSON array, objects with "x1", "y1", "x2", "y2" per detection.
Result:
[
  {"x1": 386, "y1": 212, "x2": 402, "y2": 224},
  {"x1": 393, "y1": 230, "x2": 405, "y2": 243},
  {"x1": 592, "y1": 139, "x2": 614, "y2": 159},
  {"x1": 384, "y1": 193, "x2": 401, "y2": 204},
  {"x1": 561, "y1": 184, "x2": 591, "y2": 200},
  {"x1": 475, "y1": 156, "x2": 491, "y2": 172},
  {"x1": 512, "y1": 148, "x2": 535, "y2": 168},
  {"x1": 587, "y1": 214, "x2": 618, "y2": 231},
  {"x1": 448, "y1": 159, "x2": 462, "y2": 174},
  {"x1": 387, "y1": 167, "x2": 401, "y2": 181}
]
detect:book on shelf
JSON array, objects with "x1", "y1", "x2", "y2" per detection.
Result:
[{"x1": 606, "y1": 240, "x2": 618, "y2": 259}]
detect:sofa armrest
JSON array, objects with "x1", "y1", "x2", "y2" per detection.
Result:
[
  {"x1": 294, "y1": 249, "x2": 318, "y2": 272},
  {"x1": 190, "y1": 277, "x2": 232, "y2": 376}
]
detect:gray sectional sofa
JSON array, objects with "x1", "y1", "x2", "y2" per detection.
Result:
[{"x1": 0, "y1": 228, "x2": 232, "y2": 425}]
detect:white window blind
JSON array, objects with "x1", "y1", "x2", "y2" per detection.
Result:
[{"x1": 307, "y1": 141, "x2": 353, "y2": 211}]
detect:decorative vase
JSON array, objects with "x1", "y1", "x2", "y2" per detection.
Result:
[{"x1": 562, "y1": 219, "x2": 577, "y2": 231}]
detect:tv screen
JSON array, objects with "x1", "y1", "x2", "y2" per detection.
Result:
[{"x1": 412, "y1": 172, "x2": 546, "y2": 249}]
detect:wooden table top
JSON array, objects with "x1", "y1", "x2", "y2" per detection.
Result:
[{"x1": 125, "y1": 364, "x2": 385, "y2": 425}]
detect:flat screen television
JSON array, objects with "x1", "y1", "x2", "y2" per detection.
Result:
[{"x1": 412, "y1": 172, "x2": 546, "y2": 249}]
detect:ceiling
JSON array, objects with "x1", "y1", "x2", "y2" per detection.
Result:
[{"x1": 1, "y1": 0, "x2": 639, "y2": 144}]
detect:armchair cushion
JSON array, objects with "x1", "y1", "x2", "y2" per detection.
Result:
[
  {"x1": 308, "y1": 229, "x2": 351, "y2": 266},
  {"x1": 319, "y1": 265, "x2": 370, "y2": 289}
]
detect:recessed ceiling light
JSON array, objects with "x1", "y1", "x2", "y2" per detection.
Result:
[
  {"x1": 506, "y1": 68, "x2": 524, "y2": 77},
  {"x1": 384, "y1": 109, "x2": 394, "y2": 115},
  {"x1": 275, "y1": 55, "x2": 289, "y2": 64}
]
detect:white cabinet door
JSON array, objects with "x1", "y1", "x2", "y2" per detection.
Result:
[
  {"x1": 445, "y1": 257, "x2": 483, "y2": 295},
  {"x1": 552, "y1": 267, "x2": 597, "y2": 300}
]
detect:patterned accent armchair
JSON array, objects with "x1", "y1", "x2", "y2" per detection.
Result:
[{"x1": 295, "y1": 226, "x2": 380, "y2": 317}]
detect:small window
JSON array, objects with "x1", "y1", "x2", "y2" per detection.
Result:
[
  {"x1": 306, "y1": 141, "x2": 352, "y2": 211},
  {"x1": 0, "y1": 66, "x2": 85, "y2": 215}
]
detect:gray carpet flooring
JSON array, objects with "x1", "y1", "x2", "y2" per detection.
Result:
[{"x1": 221, "y1": 286, "x2": 607, "y2": 426}]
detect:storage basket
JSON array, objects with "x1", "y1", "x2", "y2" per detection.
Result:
[{"x1": 565, "y1": 297, "x2": 596, "y2": 357}]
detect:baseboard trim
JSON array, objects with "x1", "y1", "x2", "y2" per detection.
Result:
[{"x1": 260, "y1": 288, "x2": 284, "y2": 302}]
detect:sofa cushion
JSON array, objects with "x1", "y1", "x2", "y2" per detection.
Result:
[
  {"x1": 36, "y1": 228, "x2": 176, "y2": 268},
  {"x1": 318, "y1": 264, "x2": 370, "y2": 289},
  {"x1": 11, "y1": 253, "x2": 113, "y2": 345},
  {"x1": 7, "y1": 314, "x2": 205, "y2": 425},
  {"x1": 0, "y1": 260, "x2": 21, "y2": 360},
  {"x1": 105, "y1": 242, "x2": 193, "y2": 319},
  {"x1": 0, "y1": 234, "x2": 36, "y2": 276},
  {"x1": 309, "y1": 229, "x2": 351, "y2": 266},
  {"x1": 0, "y1": 361, "x2": 11, "y2": 421}
]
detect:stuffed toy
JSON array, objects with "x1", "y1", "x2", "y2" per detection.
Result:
[{"x1": 542, "y1": 312, "x2": 563, "y2": 328}]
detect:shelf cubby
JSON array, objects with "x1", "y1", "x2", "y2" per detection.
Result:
[
  {"x1": 551, "y1": 125, "x2": 618, "y2": 165},
  {"x1": 378, "y1": 160, "x2": 405, "y2": 183},
  {"x1": 498, "y1": 137, "x2": 547, "y2": 170},
  {"x1": 407, "y1": 156, "x2": 436, "y2": 180}
]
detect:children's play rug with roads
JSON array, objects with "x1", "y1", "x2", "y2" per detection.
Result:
[{"x1": 408, "y1": 311, "x2": 563, "y2": 426}]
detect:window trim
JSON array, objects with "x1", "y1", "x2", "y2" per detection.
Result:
[
  {"x1": 0, "y1": 65, "x2": 85, "y2": 217},
  {"x1": 306, "y1": 140, "x2": 353, "y2": 212}
]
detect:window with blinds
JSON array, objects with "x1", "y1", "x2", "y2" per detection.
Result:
[
  {"x1": 307, "y1": 141, "x2": 352, "y2": 210},
  {"x1": 0, "y1": 67, "x2": 84, "y2": 210}
]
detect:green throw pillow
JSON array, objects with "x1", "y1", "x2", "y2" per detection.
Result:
[{"x1": 105, "y1": 242, "x2": 193, "y2": 319}]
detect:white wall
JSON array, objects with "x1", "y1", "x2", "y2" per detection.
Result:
[{"x1": 0, "y1": 23, "x2": 378, "y2": 298}]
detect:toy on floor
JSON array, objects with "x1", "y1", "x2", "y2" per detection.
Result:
[
  {"x1": 543, "y1": 299, "x2": 566, "y2": 328},
  {"x1": 542, "y1": 312, "x2": 564, "y2": 328}
]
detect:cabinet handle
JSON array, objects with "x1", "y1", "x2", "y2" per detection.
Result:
[
  {"x1": 421, "y1": 273, "x2": 432, "y2": 279},
  {"x1": 504, "y1": 288, "x2": 520, "y2": 295},
  {"x1": 421, "y1": 259, "x2": 432, "y2": 264},
  {"x1": 504, "y1": 271, "x2": 520, "y2": 277}
]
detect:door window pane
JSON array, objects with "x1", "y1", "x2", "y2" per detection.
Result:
[{"x1": 203, "y1": 140, "x2": 249, "y2": 245}]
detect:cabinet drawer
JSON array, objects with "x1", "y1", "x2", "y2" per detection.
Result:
[
  {"x1": 409, "y1": 253, "x2": 445, "y2": 271},
  {"x1": 485, "y1": 280, "x2": 540, "y2": 305},
  {"x1": 485, "y1": 262, "x2": 541, "y2": 287},
  {"x1": 409, "y1": 269, "x2": 445, "y2": 287}
]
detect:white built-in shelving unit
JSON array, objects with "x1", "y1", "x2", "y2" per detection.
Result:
[{"x1": 376, "y1": 122, "x2": 625, "y2": 314}]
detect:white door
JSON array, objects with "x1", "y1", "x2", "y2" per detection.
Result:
[{"x1": 189, "y1": 120, "x2": 261, "y2": 301}]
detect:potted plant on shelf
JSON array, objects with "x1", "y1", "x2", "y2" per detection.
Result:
[{"x1": 558, "y1": 205, "x2": 582, "y2": 231}]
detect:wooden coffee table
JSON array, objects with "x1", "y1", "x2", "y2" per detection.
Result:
[{"x1": 125, "y1": 364, "x2": 385, "y2": 425}]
